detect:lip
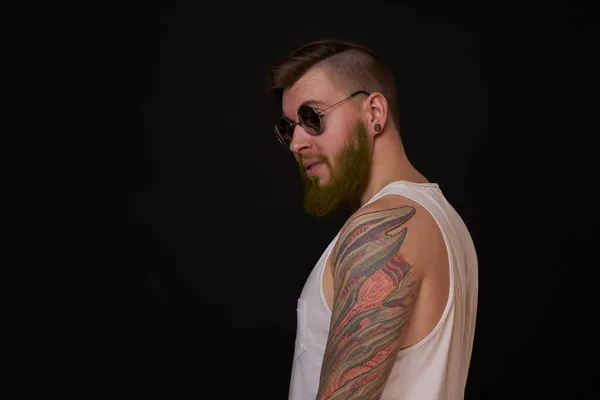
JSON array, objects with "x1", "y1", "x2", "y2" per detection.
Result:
[
  {"x1": 304, "y1": 161, "x2": 322, "y2": 175},
  {"x1": 303, "y1": 161, "x2": 320, "y2": 169}
]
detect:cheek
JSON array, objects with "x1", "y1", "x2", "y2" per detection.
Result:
[
  {"x1": 321, "y1": 123, "x2": 354, "y2": 160},
  {"x1": 328, "y1": 115, "x2": 357, "y2": 141},
  {"x1": 315, "y1": 139, "x2": 338, "y2": 161}
]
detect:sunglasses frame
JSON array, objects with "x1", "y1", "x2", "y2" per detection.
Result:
[{"x1": 275, "y1": 90, "x2": 371, "y2": 146}]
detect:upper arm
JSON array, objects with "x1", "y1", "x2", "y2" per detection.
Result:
[{"x1": 316, "y1": 201, "x2": 432, "y2": 399}]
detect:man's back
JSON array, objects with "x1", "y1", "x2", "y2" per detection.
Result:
[{"x1": 288, "y1": 181, "x2": 478, "y2": 400}]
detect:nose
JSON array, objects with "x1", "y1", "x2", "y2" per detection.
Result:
[{"x1": 289, "y1": 124, "x2": 313, "y2": 154}]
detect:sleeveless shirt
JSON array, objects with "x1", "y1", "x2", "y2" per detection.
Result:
[{"x1": 288, "y1": 181, "x2": 478, "y2": 400}]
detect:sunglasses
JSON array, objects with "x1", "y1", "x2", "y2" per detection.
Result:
[{"x1": 275, "y1": 90, "x2": 370, "y2": 147}]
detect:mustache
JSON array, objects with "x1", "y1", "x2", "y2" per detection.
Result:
[{"x1": 298, "y1": 154, "x2": 328, "y2": 165}]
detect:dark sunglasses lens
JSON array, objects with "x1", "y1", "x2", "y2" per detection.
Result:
[
  {"x1": 275, "y1": 119, "x2": 293, "y2": 145},
  {"x1": 298, "y1": 105, "x2": 321, "y2": 134}
]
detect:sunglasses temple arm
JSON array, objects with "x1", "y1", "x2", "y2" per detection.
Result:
[{"x1": 320, "y1": 90, "x2": 371, "y2": 113}]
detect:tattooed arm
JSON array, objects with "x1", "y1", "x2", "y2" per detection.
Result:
[{"x1": 316, "y1": 205, "x2": 422, "y2": 400}]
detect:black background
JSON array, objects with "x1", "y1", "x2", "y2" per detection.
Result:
[{"x1": 10, "y1": 1, "x2": 597, "y2": 399}]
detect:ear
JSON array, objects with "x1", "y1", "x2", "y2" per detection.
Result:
[{"x1": 363, "y1": 92, "x2": 388, "y2": 137}]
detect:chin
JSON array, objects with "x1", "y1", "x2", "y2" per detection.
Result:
[
  {"x1": 315, "y1": 177, "x2": 331, "y2": 188},
  {"x1": 314, "y1": 176, "x2": 332, "y2": 187},
  {"x1": 311, "y1": 168, "x2": 332, "y2": 185}
]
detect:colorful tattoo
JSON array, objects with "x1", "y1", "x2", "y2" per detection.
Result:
[{"x1": 317, "y1": 206, "x2": 418, "y2": 399}]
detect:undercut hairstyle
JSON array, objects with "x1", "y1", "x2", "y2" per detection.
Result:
[{"x1": 269, "y1": 39, "x2": 401, "y2": 130}]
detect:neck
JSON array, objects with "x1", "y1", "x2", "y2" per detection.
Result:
[{"x1": 358, "y1": 129, "x2": 429, "y2": 207}]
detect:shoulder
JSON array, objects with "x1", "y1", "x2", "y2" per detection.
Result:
[{"x1": 333, "y1": 193, "x2": 447, "y2": 279}]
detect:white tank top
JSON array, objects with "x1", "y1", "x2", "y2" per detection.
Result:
[{"x1": 288, "y1": 181, "x2": 478, "y2": 400}]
